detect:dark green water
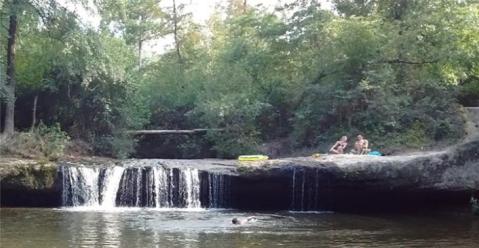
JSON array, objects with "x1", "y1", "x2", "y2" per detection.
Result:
[{"x1": 1, "y1": 208, "x2": 478, "y2": 247}]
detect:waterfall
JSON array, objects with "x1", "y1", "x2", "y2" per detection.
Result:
[
  {"x1": 100, "y1": 166, "x2": 125, "y2": 208},
  {"x1": 181, "y1": 168, "x2": 201, "y2": 208},
  {"x1": 62, "y1": 166, "x2": 124, "y2": 208},
  {"x1": 62, "y1": 166, "x2": 101, "y2": 207},
  {"x1": 61, "y1": 165, "x2": 203, "y2": 209},
  {"x1": 62, "y1": 164, "x2": 229, "y2": 209},
  {"x1": 153, "y1": 166, "x2": 169, "y2": 207},
  {"x1": 115, "y1": 167, "x2": 203, "y2": 208},
  {"x1": 168, "y1": 168, "x2": 175, "y2": 207},
  {"x1": 116, "y1": 167, "x2": 139, "y2": 206},
  {"x1": 291, "y1": 168, "x2": 296, "y2": 210},
  {"x1": 207, "y1": 173, "x2": 231, "y2": 208},
  {"x1": 290, "y1": 168, "x2": 321, "y2": 211}
]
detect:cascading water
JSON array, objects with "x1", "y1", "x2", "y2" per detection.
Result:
[
  {"x1": 153, "y1": 166, "x2": 169, "y2": 208},
  {"x1": 290, "y1": 168, "x2": 321, "y2": 211},
  {"x1": 62, "y1": 166, "x2": 124, "y2": 208},
  {"x1": 62, "y1": 166, "x2": 101, "y2": 207},
  {"x1": 100, "y1": 166, "x2": 125, "y2": 208},
  {"x1": 207, "y1": 173, "x2": 231, "y2": 208},
  {"x1": 61, "y1": 164, "x2": 230, "y2": 209},
  {"x1": 115, "y1": 167, "x2": 202, "y2": 208},
  {"x1": 181, "y1": 168, "x2": 201, "y2": 208}
]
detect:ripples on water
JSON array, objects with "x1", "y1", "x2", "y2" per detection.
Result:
[{"x1": 1, "y1": 208, "x2": 478, "y2": 248}]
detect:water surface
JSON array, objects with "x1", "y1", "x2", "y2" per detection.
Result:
[{"x1": 1, "y1": 208, "x2": 478, "y2": 247}]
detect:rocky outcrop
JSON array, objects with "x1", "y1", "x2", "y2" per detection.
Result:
[
  {"x1": 240, "y1": 139, "x2": 479, "y2": 190},
  {"x1": 0, "y1": 159, "x2": 61, "y2": 206},
  {"x1": 1, "y1": 138, "x2": 477, "y2": 210},
  {"x1": 229, "y1": 139, "x2": 478, "y2": 211},
  {"x1": 1, "y1": 108, "x2": 478, "y2": 210}
]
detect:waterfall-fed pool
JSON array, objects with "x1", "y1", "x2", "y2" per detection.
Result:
[{"x1": 1, "y1": 207, "x2": 478, "y2": 248}]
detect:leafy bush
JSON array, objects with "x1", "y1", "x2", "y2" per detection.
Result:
[
  {"x1": 0, "y1": 123, "x2": 70, "y2": 160},
  {"x1": 207, "y1": 128, "x2": 259, "y2": 159},
  {"x1": 195, "y1": 93, "x2": 264, "y2": 158},
  {"x1": 459, "y1": 79, "x2": 479, "y2": 106},
  {"x1": 93, "y1": 132, "x2": 137, "y2": 159},
  {"x1": 391, "y1": 122, "x2": 429, "y2": 149}
]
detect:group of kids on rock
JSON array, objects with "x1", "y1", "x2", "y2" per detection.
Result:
[{"x1": 329, "y1": 135, "x2": 370, "y2": 155}]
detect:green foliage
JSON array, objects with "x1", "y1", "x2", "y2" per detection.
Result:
[
  {"x1": 2, "y1": 0, "x2": 477, "y2": 158},
  {"x1": 94, "y1": 132, "x2": 137, "y2": 159},
  {"x1": 391, "y1": 121, "x2": 429, "y2": 149},
  {"x1": 332, "y1": 0, "x2": 376, "y2": 17},
  {"x1": 6, "y1": 3, "x2": 150, "y2": 158},
  {"x1": 0, "y1": 124, "x2": 70, "y2": 160},
  {"x1": 460, "y1": 79, "x2": 479, "y2": 106}
]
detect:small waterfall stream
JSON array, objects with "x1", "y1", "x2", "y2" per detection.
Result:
[
  {"x1": 100, "y1": 166, "x2": 125, "y2": 208},
  {"x1": 61, "y1": 164, "x2": 230, "y2": 209},
  {"x1": 207, "y1": 173, "x2": 231, "y2": 208},
  {"x1": 182, "y1": 168, "x2": 201, "y2": 208},
  {"x1": 290, "y1": 168, "x2": 321, "y2": 211},
  {"x1": 62, "y1": 167, "x2": 101, "y2": 207}
]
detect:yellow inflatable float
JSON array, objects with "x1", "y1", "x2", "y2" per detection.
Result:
[{"x1": 237, "y1": 155, "x2": 269, "y2": 161}]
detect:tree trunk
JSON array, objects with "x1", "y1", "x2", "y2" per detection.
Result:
[
  {"x1": 172, "y1": 0, "x2": 182, "y2": 63},
  {"x1": 0, "y1": 0, "x2": 3, "y2": 133},
  {"x1": 31, "y1": 95, "x2": 38, "y2": 131},
  {"x1": 138, "y1": 39, "x2": 143, "y2": 68},
  {"x1": 0, "y1": 101, "x2": 3, "y2": 132},
  {"x1": 138, "y1": 14, "x2": 144, "y2": 68},
  {"x1": 4, "y1": 11, "x2": 18, "y2": 136},
  {"x1": 0, "y1": 56, "x2": 3, "y2": 132}
]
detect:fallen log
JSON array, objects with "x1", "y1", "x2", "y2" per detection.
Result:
[{"x1": 126, "y1": 129, "x2": 223, "y2": 135}]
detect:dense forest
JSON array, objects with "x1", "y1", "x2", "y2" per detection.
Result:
[{"x1": 0, "y1": 0, "x2": 478, "y2": 159}]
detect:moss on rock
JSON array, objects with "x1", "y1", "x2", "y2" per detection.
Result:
[{"x1": 1, "y1": 160, "x2": 58, "y2": 190}]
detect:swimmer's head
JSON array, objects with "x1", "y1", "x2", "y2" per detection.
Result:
[{"x1": 232, "y1": 218, "x2": 240, "y2": 224}]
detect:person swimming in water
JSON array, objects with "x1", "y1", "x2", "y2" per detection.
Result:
[{"x1": 232, "y1": 216, "x2": 257, "y2": 225}]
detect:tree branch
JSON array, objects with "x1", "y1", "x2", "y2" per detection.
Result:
[
  {"x1": 375, "y1": 59, "x2": 439, "y2": 65},
  {"x1": 26, "y1": 0, "x2": 50, "y2": 25}
]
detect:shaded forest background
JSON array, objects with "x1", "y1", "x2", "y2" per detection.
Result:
[{"x1": 1, "y1": 0, "x2": 478, "y2": 159}]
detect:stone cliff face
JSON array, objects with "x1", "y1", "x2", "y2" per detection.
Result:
[
  {"x1": 1, "y1": 108, "x2": 478, "y2": 210},
  {"x1": 230, "y1": 139, "x2": 478, "y2": 211},
  {"x1": 0, "y1": 159, "x2": 61, "y2": 206}
]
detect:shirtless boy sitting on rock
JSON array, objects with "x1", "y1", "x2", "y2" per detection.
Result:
[
  {"x1": 329, "y1": 136, "x2": 348, "y2": 154},
  {"x1": 352, "y1": 135, "x2": 370, "y2": 155}
]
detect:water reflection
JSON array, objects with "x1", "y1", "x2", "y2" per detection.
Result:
[
  {"x1": 101, "y1": 213, "x2": 122, "y2": 247},
  {"x1": 1, "y1": 208, "x2": 478, "y2": 248}
]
